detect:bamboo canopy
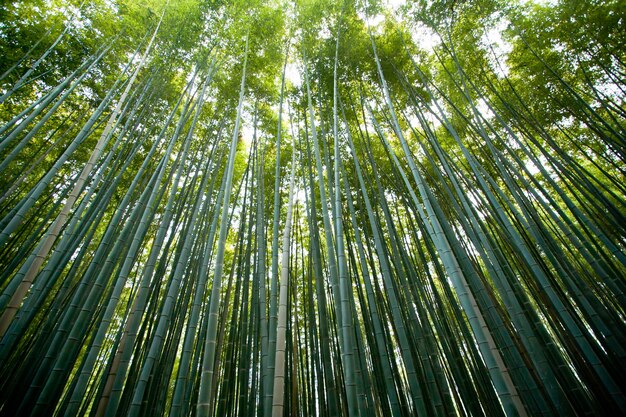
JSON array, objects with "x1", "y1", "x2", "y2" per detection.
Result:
[{"x1": 0, "y1": 0, "x2": 624, "y2": 416}]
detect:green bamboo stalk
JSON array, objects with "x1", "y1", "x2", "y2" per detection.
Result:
[{"x1": 197, "y1": 34, "x2": 249, "y2": 417}]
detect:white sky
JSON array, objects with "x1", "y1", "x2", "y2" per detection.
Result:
[{"x1": 285, "y1": 62, "x2": 301, "y2": 88}]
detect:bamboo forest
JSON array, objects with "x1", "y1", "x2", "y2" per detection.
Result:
[{"x1": 0, "y1": 0, "x2": 625, "y2": 416}]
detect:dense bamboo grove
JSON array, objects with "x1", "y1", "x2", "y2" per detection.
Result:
[{"x1": 0, "y1": 0, "x2": 625, "y2": 416}]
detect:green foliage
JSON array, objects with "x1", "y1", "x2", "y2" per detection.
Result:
[{"x1": 0, "y1": 1, "x2": 624, "y2": 416}]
